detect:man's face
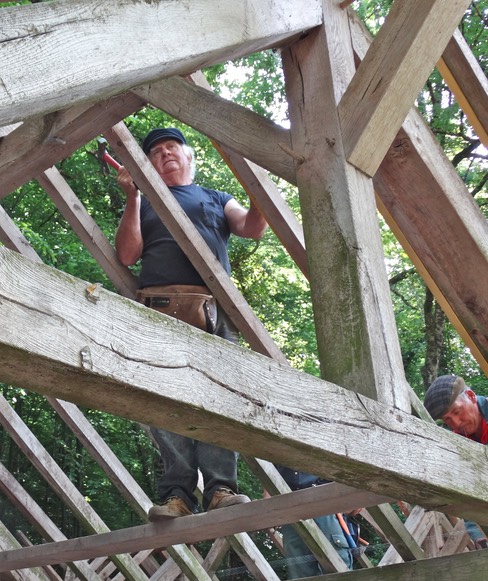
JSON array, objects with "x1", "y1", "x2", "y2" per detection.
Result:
[
  {"x1": 441, "y1": 389, "x2": 482, "y2": 436},
  {"x1": 147, "y1": 139, "x2": 192, "y2": 185}
]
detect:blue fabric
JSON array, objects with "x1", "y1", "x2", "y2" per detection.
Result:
[
  {"x1": 139, "y1": 184, "x2": 233, "y2": 288},
  {"x1": 282, "y1": 514, "x2": 353, "y2": 578},
  {"x1": 276, "y1": 467, "x2": 353, "y2": 576}
]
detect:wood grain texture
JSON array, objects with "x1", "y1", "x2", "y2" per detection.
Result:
[
  {"x1": 0, "y1": 0, "x2": 322, "y2": 126},
  {"x1": 437, "y1": 28, "x2": 488, "y2": 148},
  {"x1": 0, "y1": 483, "x2": 390, "y2": 571},
  {"x1": 0, "y1": 92, "x2": 146, "y2": 198},
  {"x1": 282, "y1": 19, "x2": 411, "y2": 411},
  {"x1": 1, "y1": 248, "x2": 488, "y2": 525},
  {"x1": 339, "y1": 0, "x2": 471, "y2": 176}
]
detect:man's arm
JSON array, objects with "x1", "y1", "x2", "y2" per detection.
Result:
[
  {"x1": 224, "y1": 198, "x2": 267, "y2": 240},
  {"x1": 115, "y1": 166, "x2": 144, "y2": 266}
]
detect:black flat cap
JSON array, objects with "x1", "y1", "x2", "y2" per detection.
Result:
[{"x1": 142, "y1": 127, "x2": 187, "y2": 154}]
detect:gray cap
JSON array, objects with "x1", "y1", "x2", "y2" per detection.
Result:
[{"x1": 424, "y1": 375, "x2": 466, "y2": 419}]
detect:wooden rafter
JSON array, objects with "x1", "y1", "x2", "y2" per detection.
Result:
[{"x1": 339, "y1": 0, "x2": 471, "y2": 176}]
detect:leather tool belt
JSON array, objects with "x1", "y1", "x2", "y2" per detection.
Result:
[{"x1": 136, "y1": 285, "x2": 217, "y2": 333}]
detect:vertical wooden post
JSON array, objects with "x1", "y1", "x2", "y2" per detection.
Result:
[{"x1": 281, "y1": 1, "x2": 410, "y2": 411}]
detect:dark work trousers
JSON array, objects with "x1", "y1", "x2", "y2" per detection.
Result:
[{"x1": 150, "y1": 305, "x2": 240, "y2": 512}]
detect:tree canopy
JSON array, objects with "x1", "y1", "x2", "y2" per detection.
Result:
[{"x1": 0, "y1": 0, "x2": 487, "y2": 575}]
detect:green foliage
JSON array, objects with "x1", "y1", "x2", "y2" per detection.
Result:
[{"x1": 1, "y1": 1, "x2": 487, "y2": 569}]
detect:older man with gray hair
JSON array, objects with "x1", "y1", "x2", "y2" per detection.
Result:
[{"x1": 424, "y1": 374, "x2": 488, "y2": 548}]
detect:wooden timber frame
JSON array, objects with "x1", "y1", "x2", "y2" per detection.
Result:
[{"x1": 0, "y1": 0, "x2": 488, "y2": 579}]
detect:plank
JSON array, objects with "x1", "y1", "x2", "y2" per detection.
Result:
[
  {"x1": 367, "y1": 504, "x2": 425, "y2": 561},
  {"x1": 0, "y1": 394, "x2": 150, "y2": 581},
  {"x1": 339, "y1": 0, "x2": 471, "y2": 176},
  {"x1": 438, "y1": 518, "x2": 470, "y2": 556},
  {"x1": 3, "y1": 248, "x2": 488, "y2": 523},
  {"x1": 38, "y1": 168, "x2": 138, "y2": 299},
  {"x1": 0, "y1": 462, "x2": 104, "y2": 581},
  {"x1": 0, "y1": 0, "x2": 322, "y2": 126},
  {"x1": 104, "y1": 121, "x2": 288, "y2": 363},
  {"x1": 379, "y1": 506, "x2": 433, "y2": 566},
  {"x1": 282, "y1": 8, "x2": 411, "y2": 410},
  {"x1": 0, "y1": 92, "x2": 146, "y2": 198},
  {"x1": 300, "y1": 549, "x2": 488, "y2": 581},
  {"x1": 0, "y1": 484, "x2": 390, "y2": 571},
  {"x1": 437, "y1": 28, "x2": 488, "y2": 148}
]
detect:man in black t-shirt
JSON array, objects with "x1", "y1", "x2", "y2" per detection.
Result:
[{"x1": 115, "y1": 127, "x2": 267, "y2": 520}]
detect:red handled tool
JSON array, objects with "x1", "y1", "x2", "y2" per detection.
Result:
[{"x1": 96, "y1": 138, "x2": 121, "y2": 172}]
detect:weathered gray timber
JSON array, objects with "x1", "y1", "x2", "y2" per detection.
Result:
[
  {"x1": 0, "y1": 0, "x2": 322, "y2": 126},
  {"x1": 0, "y1": 484, "x2": 391, "y2": 571},
  {"x1": 282, "y1": 13, "x2": 411, "y2": 410},
  {"x1": 305, "y1": 549, "x2": 488, "y2": 581},
  {"x1": 1, "y1": 247, "x2": 488, "y2": 524}
]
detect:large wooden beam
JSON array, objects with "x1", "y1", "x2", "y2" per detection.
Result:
[
  {"x1": 0, "y1": 92, "x2": 146, "y2": 198},
  {"x1": 339, "y1": 0, "x2": 471, "y2": 176},
  {"x1": 2, "y1": 248, "x2": 488, "y2": 523},
  {"x1": 282, "y1": 5, "x2": 411, "y2": 409},
  {"x1": 347, "y1": 10, "x2": 488, "y2": 374},
  {"x1": 306, "y1": 549, "x2": 488, "y2": 581},
  {"x1": 0, "y1": 484, "x2": 389, "y2": 571},
  {"x1": 437, "y1": 28, "x2": 488, "y2": 148},
  {"x1": 0, "y1": 0, "x2": 322, "y2": 126}
]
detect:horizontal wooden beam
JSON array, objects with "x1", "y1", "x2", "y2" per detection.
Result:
[
  {"x1": 307, "y1": 548, "x2": 488, "y2": 581},
  {"x1": 0, "y1": 483, "x2": 389, "y2": 572},
  {"x1": 0, "y1": 0, "x2": 322, "y2": 126},
  {"x1": 1, "y1": 247, "x2": 488, "y2": 524}
]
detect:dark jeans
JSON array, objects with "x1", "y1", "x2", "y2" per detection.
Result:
[
  {"x1": 151, "y1": 305, "x2": 240, "y2": 511},
  {"x1": 282, "y1": 514, "x2": 353, "y2": 579}
]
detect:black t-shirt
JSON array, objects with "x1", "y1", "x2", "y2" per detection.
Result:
[{"x1": 139, "y1": 184, "x2": 233, "y2": 288}]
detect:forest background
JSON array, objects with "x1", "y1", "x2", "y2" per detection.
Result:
[{"x1": 0, "y1": 0, "x2": 487, "y2": 577}]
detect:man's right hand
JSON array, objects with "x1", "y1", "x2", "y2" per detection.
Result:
[{"x1": 117, "y1": 166, "x2": 139, "y2": 199}]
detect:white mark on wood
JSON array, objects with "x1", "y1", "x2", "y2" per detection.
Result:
[{"x1": 80, "y1": 346, "x2": 93, "y2": 370}]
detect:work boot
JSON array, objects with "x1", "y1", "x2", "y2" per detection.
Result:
[
  {"x1": 148, "y1": 496, "x2": 193, "y2": 521},
  {"x1": 207, "y1": 487, "x2": 250, "y2": 511}
]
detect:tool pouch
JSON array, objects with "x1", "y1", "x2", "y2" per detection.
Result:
[{"x1": 137, "y1": 285, "x2": 217, "y2": 333}]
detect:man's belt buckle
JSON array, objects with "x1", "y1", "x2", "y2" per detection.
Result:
[{"x1": 146, "y1": 297, "x2": 170, "y2": 308}]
